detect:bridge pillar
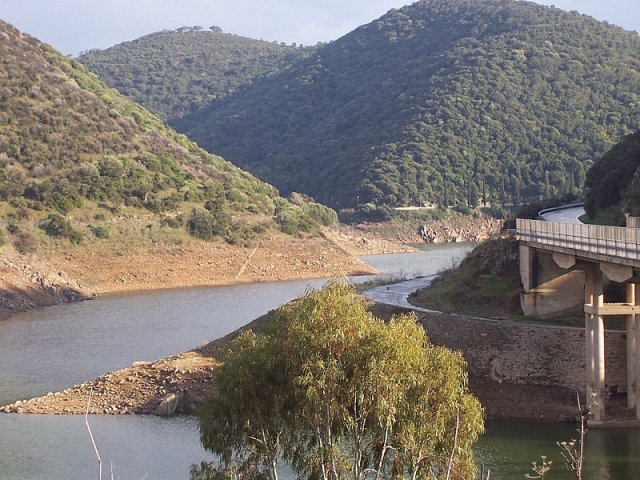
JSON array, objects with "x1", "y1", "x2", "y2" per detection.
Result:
[
  {"x1": 585, "y1": 266, "x2": 606, "y2": 420},
  {"x1": 585, "y1": 268, "x2": 595, "y2": 393},
  {"x1": 636, "y1": 289, "x2": 640, "y2": 420},
  {"x1": 627, "y1": 284, "x2": 637, "y2": 409}
]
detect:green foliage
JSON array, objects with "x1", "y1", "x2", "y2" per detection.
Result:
[
  {"x1": 275, "y1": 194, "x2": 338, "y2": 234},
  {"x1": 79, "y1": 29, "x2": 311, "y2": 121},
  {"x1": 198, "y1": 282, "x2": 484, "y2": 480},
  {"x1": 0, "y1": 20, "x2": 328, "y2": 246},
  {"x1": 453, "y1": 204, "x2": 473, "y2": 216},
  {"x1": 187, "y1": 208, "x2": 229, "y2": 240},
  {"x1": 88, "y1": 224, "x2": 110, "y2": 239},
  {"x1": 40, "y1": 213, "x2": 83, "y2": 243},
  {"x1": 0, "y1": 228, "x2": 6, "y2": 248},
  {"x1": 169, "y1": 0, "x2": 639, "y2": 209},
  {"x1": 584, "y1": 132, "x2": 640, "y2": 223}
]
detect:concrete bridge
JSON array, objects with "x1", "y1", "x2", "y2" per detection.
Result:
[{"x1": 517, "y1": 217, "x2": 640, "y2": 424}]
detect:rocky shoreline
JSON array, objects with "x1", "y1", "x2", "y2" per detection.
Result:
[
  {"x1": 2, "y1": 351, "x2": 217, "y2": 415},
  {"x1": 0, "y1": 214, "x2": 501, "y2": 321},
  {"x1": 1, "y1": 312, "x2": 263, "y2": 416},
  {"x1": 1, "y1": 302, "x2": 587, "y2": 423}
]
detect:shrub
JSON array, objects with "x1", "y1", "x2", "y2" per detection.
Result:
[
  {"x1": 13, "y1": 232, "x2": 39, "y2": 254},
  {"x1": 187, "y1": 208, "x2": 227, "y2": 240},
  {"x1": 161, "y1": 215, "x2": 184, "y2": 229},
  {"x1": 40, "y1": 213, "x2": 83, "y2": 243},
  {"x1": 88, "y1": 224, "x2": 110, "y2": 239},
  {"x1": 453, "y1": 203, "x2": 474, "y2": 215},
  {"x1": 6, "y1": 222, "x2": 19, "y2": 234}
]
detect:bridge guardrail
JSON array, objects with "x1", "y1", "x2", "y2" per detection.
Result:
[{"x1": 516, "y1": 218, "x2": 640, "y2": 260}]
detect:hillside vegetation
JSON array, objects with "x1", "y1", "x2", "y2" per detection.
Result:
[
  {"x1": 0, "y1": 20, "x2": 335, "y2": 256},
  {"x1": 168, "y1": 0, "x2": 640, "y2": 209},
  {"x1": 79, "y1": 27, "x2": 311, "y2": 121},
  {"x1": 584, "y1": 132, "x2": 640, "y2": 225}
]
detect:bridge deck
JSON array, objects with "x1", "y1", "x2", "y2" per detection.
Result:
[{"x1": 516, "y1": 218, "x2": 640, "y2": 268}]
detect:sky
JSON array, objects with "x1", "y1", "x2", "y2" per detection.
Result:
[{"x1": 0, "y1": 0, "x2": 638, "y2": 56}]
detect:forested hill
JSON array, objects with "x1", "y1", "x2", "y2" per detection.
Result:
[
  {"x1": 584, "y1": 132, "x2": 640, "y2": 224},
  {"x1": 78, "y1": 28, "x2": 311, "y2": 121},
  {"x1": 0, "y1": 20, "x2": 334, "y2": 253},
  {"x1": 172, "y1": 0, "x2": 640, "y2": 209}
]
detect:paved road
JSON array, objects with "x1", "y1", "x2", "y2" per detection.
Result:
[
  {"x1": 540, "y1": 206, "x2": 585, "y2": 224},
  {"x1": 362, "y1": 275, "x2": 441, "y2": 313}
]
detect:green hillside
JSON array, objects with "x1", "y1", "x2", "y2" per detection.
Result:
[
  {"x1": 0, "y1": 20, "x2": 334, "y2": 253},
  {"x1": 78, "y1": 27, "x2": 311, "y2": 121},
  {"x1": 171, "y1": 0, "x2": 640, "y2": 209},
  {"x1": 584, "y1": 132, "x2": 640, "y2": 224}
]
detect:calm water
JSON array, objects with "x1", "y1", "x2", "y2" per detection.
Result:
[{"x1": 0, "y1": 243, "x2": 638, "y2": 479}]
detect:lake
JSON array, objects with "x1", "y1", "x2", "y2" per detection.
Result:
[{"x1": 0, "y1": 242, "x2": 638, "y2": 479}]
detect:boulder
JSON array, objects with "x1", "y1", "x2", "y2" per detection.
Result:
[{"x1": 153, "y1": 393, "x2": 180, "y2": 416}]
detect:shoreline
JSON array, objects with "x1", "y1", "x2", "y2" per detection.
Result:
[
  {"x1": 0, "y1": 231, "x2": 384, "y2": 321},
  {"x1": 1, "y1": 299, "x2": 592, "y2": 423}
]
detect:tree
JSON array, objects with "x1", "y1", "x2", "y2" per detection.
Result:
[{"x1": 196, "y1": 282, "x2": 484, "y2": 480}]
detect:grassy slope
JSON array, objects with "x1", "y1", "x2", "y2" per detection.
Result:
[
  {"x1": 408, "y1": 237, "x2": 522, "y2": 318},
  {"x1": 0, "y1": 19, "x2": 334, "y2": 256}
]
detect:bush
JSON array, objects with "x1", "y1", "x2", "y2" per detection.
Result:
[
  {"x1": 0, "y1": 228, "x2": 6, "y2": 247},
  {"x1": 187, "y1": 208, "x2": 228, "y2": 240},
  {"x1": 40, "y1": 213, "x2": 83, "y2": 243},
  {"x1": 161, "y1": 215, "x2": 183, "y2": 229},
  {"x1": 7, "y1": 222, "x2": 19, "y2": 234},
  {"x1": 88, "y1": 224, "x2": 110, "y2": 239},
  {"x1": 13, "y1": 232, "x2": 39, "y2": 254},
  {"x1": 453, "y1": 203, "x2": 473, "y2": 215}
]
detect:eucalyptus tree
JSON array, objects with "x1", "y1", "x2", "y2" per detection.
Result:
[{"x1": 196, "y1": 282, "x2": 484, "y2": 480}]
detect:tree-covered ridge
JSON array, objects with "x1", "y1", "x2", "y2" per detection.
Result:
[
  {"x1": 79, "y1": 28, "x2": 312, "y2": 121},
  {"x1": 584, "y1": 132, "x2": 640, "y2": 224},
  {"x1": 0, "y1": 20, "x2": 335, "y2": 251},
  {"x1": 174, "y1": 0, "x2": 640, "y2": 209}
]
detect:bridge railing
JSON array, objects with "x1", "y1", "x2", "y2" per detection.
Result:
[{"x1": 516, "y1": 219, "x2": 640, "y2": 260}]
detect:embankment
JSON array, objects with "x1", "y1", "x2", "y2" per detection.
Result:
[{"x1": 0, "y1": 231, "x2": 379, "y2": 320}]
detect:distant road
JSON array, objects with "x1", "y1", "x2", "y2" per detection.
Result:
[
  {"x1": 362, "y1": 276, "x2": 440, "y2": 313},
  {"x1": 540, "y1": 206, "x2": 585, "y2": 224}
]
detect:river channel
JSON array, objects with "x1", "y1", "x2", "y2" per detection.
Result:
[{"x1": 0, "y1": 243, "x2": 638, "y2": 479}]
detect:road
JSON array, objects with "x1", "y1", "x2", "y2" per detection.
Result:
[
  {"x1": 540, "y1": 206, "x2": 585, "y2": 223},
  {"x1": 362, "y1": 275, "x2": 440, "y2": 313}
]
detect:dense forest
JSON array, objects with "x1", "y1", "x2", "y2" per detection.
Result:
[
  {"x1": 584, "y1": 132, "x2": 640, "y2": 224},
  {"x1": 0, "y1": 20, "x2": 335, "y2": 253},
  {"x1": 79, "y1": 27, "x2": 311, "y2": 121},
  {"x1": 163, "y1": 0, "x2": 639, "y2": 209}
]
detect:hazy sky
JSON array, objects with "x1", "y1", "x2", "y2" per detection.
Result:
[{"x1": 0, "y1": 0, "x2": 638, "y2": 56}]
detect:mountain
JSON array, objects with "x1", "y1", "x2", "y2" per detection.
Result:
[
  {"x1": 78, "y1": 27, "x2": 312, "y2": 121},
  {"x1": 584, "y1": 131, "x2": 640, "y2": 224},
  {"x1": 0, "y1": 19, "x2": 336, "y2": 254},
  {"x1": 167, "y1": 0, "x2": 640, "y2": 209}
]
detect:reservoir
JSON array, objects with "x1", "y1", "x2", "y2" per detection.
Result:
[{"x1": 0, "y1": 243, "x2": 638, "y2": 479}]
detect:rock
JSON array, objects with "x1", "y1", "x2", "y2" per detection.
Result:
[{"x1": 153, "y1": 393, "x2": 180, "y2": 416}]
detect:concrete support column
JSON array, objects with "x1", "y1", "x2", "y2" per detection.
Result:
[
  {"x1": 627, "y1": 283, "x2": 636, "y2": 409},
  {"x1": 585, "y1": 268, "x2": 595, "y2": 391},
  {"x1": 593, "y1": 268, "x2": 605, "y2": 421},
  {"x1": 636, "y1": 285, "x2": 640, "y2": 420}
]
